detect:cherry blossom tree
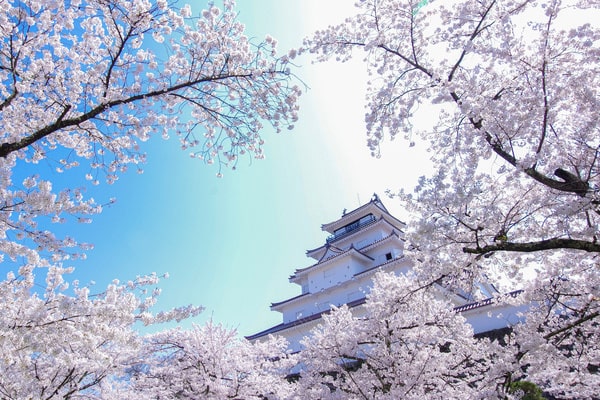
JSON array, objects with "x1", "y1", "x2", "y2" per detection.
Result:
[
  {"x1": 503, "y1": 265, "x2": 600, "y2": 399},
  {"x1": 0, "y1": 265, "x2": 202, "y2": 399},
  {"x1": 126, "y1": 322, "x2": 296, "y2": 399},
  {"x1": 0, "y1": 264, "x2": 298, "y2": 399},
  {"x1": 0, "y1": 0, "x2": 302, "y2": 397},
  {"x1": 297, "y1": 272, "x2": 505, "y2": 399},
  {"x1": 0, "y1": 0, "x2": 301, "y2": 267},
  {"x1": 305, "y1": 0, "x2": 599, "y2": 396}
]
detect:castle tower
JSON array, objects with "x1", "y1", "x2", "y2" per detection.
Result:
[{"x1": 247, "y1": 195, "x2": 524, "y2": 352}]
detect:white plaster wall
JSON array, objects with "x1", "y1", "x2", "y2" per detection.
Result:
[
  {"x1": 281, "y1": 274, "x2": 374, "y2": 323},
  {"x1": 306, "y1": 255, "x2": 369, "y2": 292},
  {"x1": 463, "y1": 303, "x2": 528, "y2": 334}
]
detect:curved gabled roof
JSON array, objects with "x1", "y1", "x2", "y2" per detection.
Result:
[
  {"x1": 321, "y1": 194, "x2": 404, "y2": 234},
  {"x1": 245, "y1": 297, "x2": 368, "y2": 341},
  {"x1": 317, "y1": 243, "x2": 345, "y2": 263},
  {"x1": 289, "y1": 245, "x2": 373, "y2": 282},
  {"x1": 307, "y1": 216, "x2": 405, "y2": 260},
  {"x1": 305, "y1": 245, "x2": 327, "y2": 261}
]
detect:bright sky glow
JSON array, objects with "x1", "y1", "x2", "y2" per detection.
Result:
[{"x1": 63, "y1": 0, "x2": 432, "y2": 336}]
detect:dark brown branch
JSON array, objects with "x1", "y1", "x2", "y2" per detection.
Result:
[
  {"x1": 103, "y1": 27, "x2": 133, "y2": 98},
  {"x1": 536, "y1": 11, "x2": 554, "y2": 155},
  {"x1": 537, "y1": 59, "x2": 549, "y2": 154},
  {"x1": 0, "y1": 104, "x2": 71, "y2": 157},
  {"x1": 0, "y1": 88, "x2": 18, "y2": 112},
  {"x1": 450, "y1": 89, "x2": 589, "y2": 196},
  {"x1": 1, "y1": 34, "x2": 21, "y2": 111},
  {"x1": 378, "y1": 43, "x2": 433, "y2": 78},
  {"x1": 448, "y1": 0, "x2": 496, "y2": 82},
  {"x1": 482, "y1": 131, "x2": 589, "y2": 195},
  {"x1": 45, "y1": 367, "x2": 76, "y2": 400},
  {"x1": 554, "y1": 168, "x2": 589, "y2": 197},
  {"x1": 463, "y1": 237, "x2": 600, "y2": 254},
  {"x1": 544, "y1": 311, "x2": 599, "y2": 341},
  {"x1": 0, "y1": 71, "x2": 280, "y2": 158}
]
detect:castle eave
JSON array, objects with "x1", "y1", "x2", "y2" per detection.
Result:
[
  {"x1": 248, "y1": 290, "x2": 523, "y2": 342},
  {"x1": 246, "y1": 297, "x2": 368, "y2": 341},
  {"x1": 270, "y1": 292, "x2": 310, "y2": 309},
  {"x1": 290, "y1": 246, "x2": 373, "y2": 282}
]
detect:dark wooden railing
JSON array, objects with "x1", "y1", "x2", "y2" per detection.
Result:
[{"x1": 326, "y1": 215, "x2": 377, "y2": 243}]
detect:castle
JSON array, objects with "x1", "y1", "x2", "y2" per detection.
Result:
[{"x1": 247, "y1": 195, "x2": 523, "y2": 352}]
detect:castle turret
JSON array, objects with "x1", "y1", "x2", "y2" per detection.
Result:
[
  {"x1": 247, "y1": 195, "x2": 525, "y2": 352},
  {"x1": 247, "y1": 195, "x2": 411, "y2": 352}
]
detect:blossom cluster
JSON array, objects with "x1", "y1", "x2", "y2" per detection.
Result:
[
  {"x1": 305, "y1": 0, "x2": 600, "y2": 397},
  {"x1": 0, "y1": 0, "x2": 300, "y2": 266}
]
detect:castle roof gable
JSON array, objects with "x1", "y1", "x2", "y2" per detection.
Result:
[
  {"x1": 290, "y1": 245, "x2": 373, "y2": 282},
  {"x1": 321, "y1": 194, "x2": 405, "y2": 235}
]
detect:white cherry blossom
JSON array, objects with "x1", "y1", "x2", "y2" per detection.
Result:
[
  {"x1": 0, "y1": 0, "x2": 301, "y2": 265},
  {"x1": 305, "y1": 0, "x2": 599, "y2": 396}
]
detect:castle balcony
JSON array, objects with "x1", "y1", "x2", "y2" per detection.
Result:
[{"x1": 326, "y1": 214, "x2": 377, "y2": 243}]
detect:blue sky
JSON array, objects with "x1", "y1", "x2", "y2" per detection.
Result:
[{"x1": 58, "y1": 1, "x2": 431, "y2": 336}]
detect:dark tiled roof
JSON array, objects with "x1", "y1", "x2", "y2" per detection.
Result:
[
  {"x1": 290, "y1": 245, "x2": 373, "y2": 280},
  {"x1": 453, "y1": 290, "x2": 523, "y2": 313},
  {"x1": 246, "y1": 290, "x2": 524, "y2": 341},
  {"x1": 245, "y1": 298, "x2": 367, "y2": 341},
  {"x1": 270, "y1": 292, "x2": 310, "y2": 308}
]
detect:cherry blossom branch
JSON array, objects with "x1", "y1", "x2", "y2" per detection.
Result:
[
  {"x1": 443, "y1": 4, "x2": 591, "y2": 197},
  {"x1": 0, "y1": 70, "x2": 288, "y2": 159},
  {"x1": 447, "y1": 0, "x2": 496, "y2": 82},
  {"x1": 544, "y1": 311, "x2": 599, "y2": 341},
  {"x1": 466, "y1": 127, "x2": 591, "y2": 196},
  {"x1": 463, "y1": 237, "x2": 600, "y2": 255},
  {"x1": 0, "y1": 38, "x2": 21, "y2": 112}
]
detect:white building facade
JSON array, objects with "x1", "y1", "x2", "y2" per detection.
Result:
[{"x1": 247, "y1": 195, "x2": 524, "y2": 352}]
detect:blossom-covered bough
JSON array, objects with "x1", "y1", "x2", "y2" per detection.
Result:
[
  {"x1": 0, "y1": 0, "x2": 301, "y2": 266},
  {"x1": 305, "y1": 0, "x2": 599, "y2": 397},
  {"x1": 126, "y1": 322, "x2": 296, "y2": 399},
  {"x1": 298, "y1": 273, "x2": 502, "y2": 399},
  {"x1": 0, "y1": 0, "x2": 301, "y2": 398},
  {"x1": 0, "y1": 266, "x2": 203, "y2": 399},
  {"x1": 0, "y1": 263, "x2": 297, "y2": 399}
]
